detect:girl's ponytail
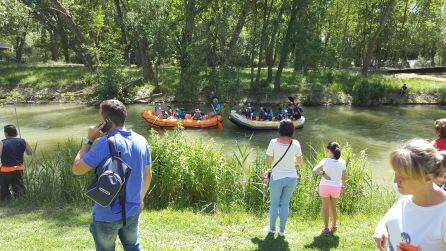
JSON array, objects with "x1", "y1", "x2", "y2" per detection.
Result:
[{"x1": 327, "y1": 141, "x2": 341, "y2": 160}]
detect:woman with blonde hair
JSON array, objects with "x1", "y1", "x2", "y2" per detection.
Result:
[{"x1": 374, "y1": 139, "x2": 446, "y2": 251}]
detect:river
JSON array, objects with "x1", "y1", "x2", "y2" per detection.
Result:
[{"x1": 1, "y1": 103, "x2": 445, "y2": 184}]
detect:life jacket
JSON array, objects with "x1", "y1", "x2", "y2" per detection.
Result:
[{"x1": 1, "y1": 138, "x2": 26, "y2": 169}]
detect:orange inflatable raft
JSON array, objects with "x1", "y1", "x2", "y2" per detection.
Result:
[{"x1": 142, "y1": 110, "x2": 223, "y2": 128}]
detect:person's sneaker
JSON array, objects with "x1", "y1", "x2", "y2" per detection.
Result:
[
  {"x1": 321, "y1": 227, "x2": 330, "y2": 234},
  {"x1": 278, "y1": 231, "x2": 285, "y2": 237},
  {"x1": 330, "y1": 226, "x2": 338, "y2": 233},
  {"x1": 264, "y1": 226, "x2": 276, "y2": 234}
]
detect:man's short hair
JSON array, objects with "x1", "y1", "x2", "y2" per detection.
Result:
[
  {"x1": 4, "y1": 125, "x2": 18, "y2": 137},
  {"x1": 100, "y1": 100, "x2": 127, "y2": 127}
]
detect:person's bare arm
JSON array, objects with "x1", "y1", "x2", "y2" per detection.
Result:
[
  {"x1": 72, "y1": 145, "x2": 94, "y2": 175},
  {"x1": 266, "y1": 155, "x2": 273, "y2": 165},
  {"x1": 0, "y1": 140, "x2": 3, "y2": 160},
  {"x1": 72, "y1": 124, "x2": 104, "y2": 175},
  {"x1": 295, "y1": 155, "x2": 302, "y2": 166},
  {"x1": 140, "y1": 165, "x2": 152, "y2": 211},
  {"x1": 312, "y1": 161, "x2": 331, "y2": 180}
]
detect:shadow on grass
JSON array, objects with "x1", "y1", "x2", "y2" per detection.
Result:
[
  {"x1": 251, "y1": 233, "x2": 290, "y2": 251},
  {"x1": 0, "y1": 201, "x2": 90, "y2": 229},
  {"x1": 304, "y1": 232, "x2": 340, "y2": 251}
]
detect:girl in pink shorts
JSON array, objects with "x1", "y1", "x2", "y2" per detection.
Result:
[{"x1": 312, "y1": 142, "x2": 346, "y2": 233}]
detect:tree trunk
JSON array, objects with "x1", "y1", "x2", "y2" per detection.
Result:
[
  {"x1": 138, "y1": 39, "x2": 155, "y2": 82},
  {"x1": 51, "y1": 0, "x2": 96, "y2": 72},
  {"x1": 274, "y1": 0, "x2": 300, "y2": 91},
  {"x1": 266, "y1": 0, "x2": 287, "y2": 82},
  {"x1": 15, "y1": 36, "x2": 26, "y2": 63},
  {"x1": 224, "y1": 0, "x2": 253, "y2": 61},
  {"x1": 361, "y1": 0, "x2": 396, "y2": 75},
  {"x1": 255, "y1": 0, "x2": 273, "y2": 87},
  {"x1": 56, "y1": 14, "x2": 70, "y2": 62},
  {"x1": 49, "y1": 29, "x2": 58, "y2": 61},
  {"x1": 178, "y1": 0, "x2": 197, "y2": 100},
  {"x1": 114, "y1": 0, "x2": 130, "y2": 62},
  {"x1": 249, "y1": 0, "x2": 258, "y2": 89}
]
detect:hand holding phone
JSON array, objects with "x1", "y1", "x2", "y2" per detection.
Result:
[{"x1": 100, "y1": 119, "x2": 112, "y2": 134}]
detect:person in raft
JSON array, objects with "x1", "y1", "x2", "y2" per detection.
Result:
[
  {"x1": 209, "y1": 98, "x2": 222, "y2": 117},
  {"x1": 0, "y1": 125, "x2": 33, "y2": 201},
  {"x1": 373, "y1": 139, "x2": 446, "y2": 251},
  {"x1": 432, "y1": 118, "x2": 446, "y2": 151},
  {"x1": 312, "y1": 142, "x2": 346, "y2": 233},
  {"x1": 154, "y1": 102, "x2": 163, "y2": 117},
  {"x1": 192, "y1": 108, "x2": 203, "y2": 120},
  {"x1": 265, "y1": 120, "x2": 303, "y2": 237}
]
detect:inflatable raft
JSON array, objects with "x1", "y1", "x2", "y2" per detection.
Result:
[
  {"x1": 228, "y1": 110, "x2": 305, "y2": 130},
  {"x1": 142, "y1": 110, "x2": 223, "y2": 128}
]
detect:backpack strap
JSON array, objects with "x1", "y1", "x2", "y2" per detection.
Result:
[{"x1": 108, "y1": 135, "x2": 128, "y2": 225}]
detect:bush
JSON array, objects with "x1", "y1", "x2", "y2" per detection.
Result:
[
  {"x1": 352, "y1": 79, "x2": 388, "y2": 105},
  {"x1": 147, "y1": 128, "x2": 237, "y2": 211}
]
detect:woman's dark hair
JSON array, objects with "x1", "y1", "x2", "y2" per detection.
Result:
[
  {"x1": 100, "y1": 99, "x2": 127, "y2": 127},
  {"x1": 279, "y1": 119, "x2": 294, "y2": 137},
  {"x1": 4, "y1": 125, "x2": 18, "y2": 137},
  {"x1": 327, "y1": 141, "x2": 341, "y2": 160}
]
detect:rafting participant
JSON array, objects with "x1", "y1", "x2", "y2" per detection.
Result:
[
  {"x1": 177, "y1": 108, "x2": 186, "y2": 119},
  {"x1": 267, "y1": 109, "x2": 274, "y2": 121},
  {"x1": 0, "y1": 125, "x2": 33, "y2": 201},
  {"x1": 259, "y1": 107, "x2": 268, "y2": 121},
  {"x1": 155, "y1": 102, "x2": 163, "y2": 117},
  {"x1": 209, "y1": 98, "x2": 222, "y2": 117},
  {"x1": 292, "y1": 103, "x2": 303, "y2": 120},
  {"x1": 164, "y1": 105, "x2": 174, "y2": 119},
  {"x1": 192, "y1": 108, "x2": 203, "y2": 120}
]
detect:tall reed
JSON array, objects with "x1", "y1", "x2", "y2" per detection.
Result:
[{"x1": 15, "y1": 129, "x2": 393, "y2": 216}]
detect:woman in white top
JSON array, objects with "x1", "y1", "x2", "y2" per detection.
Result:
[
  {"x1": 265, "y1": 120, "x2": 303, "y2": 237},
  {"x1": 312, "y1": 142, "x2": 346, "y2": 233},
  {"x1": 373, "y1": 139, "x2": 446, "y2": 251}
]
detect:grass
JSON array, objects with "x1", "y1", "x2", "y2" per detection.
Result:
[
  {"x1": 0, "y1": 205, "x2": 382, "y2": 250},
  {"x1": 1, "y1": 63, "x2": 445, "y2": 105}
]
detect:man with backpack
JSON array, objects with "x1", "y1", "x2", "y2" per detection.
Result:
[{"x1": 72, "y1": 99, "x2": 152, "y2": 251}]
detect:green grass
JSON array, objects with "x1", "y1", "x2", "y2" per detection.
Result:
[
  {"x1": 0, "y1": 205, "x2": 382, "y2": 250},
  {"x1": 1, "y1": 63, "x2": 445, "y2": 105}
]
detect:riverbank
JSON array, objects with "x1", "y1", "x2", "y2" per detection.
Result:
[
  {"x1": 0, "y1": 205, "x2": 381, "y2": 250},
  {"x1": 1, "y1": 63, "x2": 445, "y2": 106}
]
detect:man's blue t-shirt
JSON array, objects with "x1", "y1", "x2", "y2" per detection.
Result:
[{"x1": 82, "y1": 129, "x2": 151, "y2": 222}]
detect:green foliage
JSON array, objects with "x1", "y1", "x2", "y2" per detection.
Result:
[
  {"x1": 351, "y1": 79, "x2": 389, "y2": 105},
  {"x1": 147, "y1": 128, "x2": 236, "y2": 211},
  {"x1": 18, "y1": 129, "x2": 392, "y2": 216},
  {"x1": 21, "y1": 140, "x2": 93, "y2": 205}
]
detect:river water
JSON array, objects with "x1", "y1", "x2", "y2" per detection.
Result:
[{"x1": 1, "y1": 103, "x2": 445, "y2": 184}]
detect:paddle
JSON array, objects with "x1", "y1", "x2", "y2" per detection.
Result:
[{"x1": 211, "y1": 104, "x2": 223, "y2": 129}]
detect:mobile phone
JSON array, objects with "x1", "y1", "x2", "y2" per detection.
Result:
[{"x1": 100, "y1": 119, "x2": 112, "y2": 134}]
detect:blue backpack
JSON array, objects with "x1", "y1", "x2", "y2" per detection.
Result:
[{"x1": 85, "y1": 135, "x2": 132, "y2": 225}]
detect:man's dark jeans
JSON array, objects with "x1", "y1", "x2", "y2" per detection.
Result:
[{"x1": 0, "y1": 170, "x2": 25, "y2": 201}]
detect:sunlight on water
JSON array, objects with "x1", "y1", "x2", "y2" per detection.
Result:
[{"x1": 1, "y1": 103, "x2": 445, "y2": 185}]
